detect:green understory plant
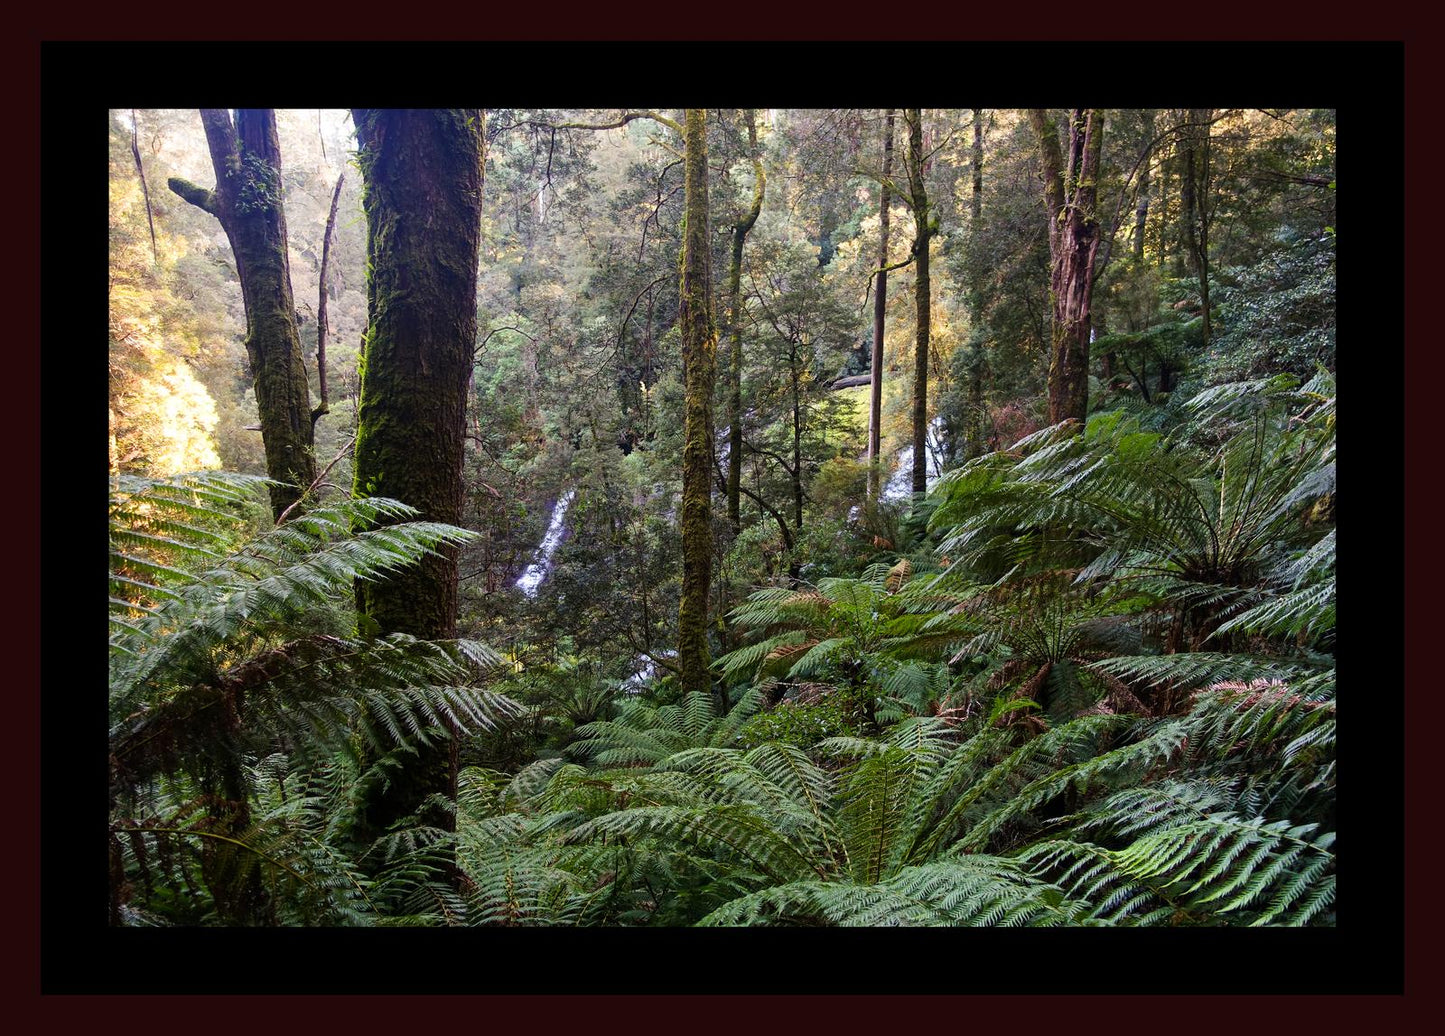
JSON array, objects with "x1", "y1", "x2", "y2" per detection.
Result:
[{"x1": 109, "y1": 471, "x2": 518, "y2": 925}]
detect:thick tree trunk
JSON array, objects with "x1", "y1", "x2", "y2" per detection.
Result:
[
  {"x1": 906, "y1": 109, "x2": 932, "y2": 496},
  {"x1": 350, "y1": 108, "x2": 485, "y2": 840},
  {"x1": 727, "y1": 110, "x2": 764, "y2": 533},
  {"x1": 1028, "y1": 108, "x2": 1103, "y2": 426},
  {"x1": 677, "y1": 109, "x2": 717, "y2": 701},
  {"x1": 168, "y1": 109, "x2": 315, "y2": 522},
  {"x1": 867, "y1": 109, "x2": 894, "y2": 502}
]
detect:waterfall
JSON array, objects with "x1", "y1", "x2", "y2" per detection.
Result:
[
  {"x1": 620, "y1": 650, "x2": 675, "y2": 695},
  {"x1": 515, "y1": 490, "x2": 575, "y2": 597},
  {"x1": 881, "y1": 417, "x2": 945, "y2": 503}
]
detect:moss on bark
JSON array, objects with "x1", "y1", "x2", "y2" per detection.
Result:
[
  {"x1": 167, "y1": 110, "x2": 315, "y2": 522},
  {"x1": 350, "y1": 109, "x2": 485, "y2": 840},
  {"x1": 677, "y1": 109, "x2": 717, "y2": 700}
]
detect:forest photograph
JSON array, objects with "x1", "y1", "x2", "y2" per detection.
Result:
[{"x1": 101, "y1": 93, "x2": 1351, "y2": 956}]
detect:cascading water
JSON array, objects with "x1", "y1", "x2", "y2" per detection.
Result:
[
  {"x1": 881, "y1": 416, "x2": 946, "y2": 502},
  {"x1": 515, "y1": 489, "x2": 575, "y2": 596},
  {"x1": 620, "y1": 649, "x2": 676, "y2": 695}
]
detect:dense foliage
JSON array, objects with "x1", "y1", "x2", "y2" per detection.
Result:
[{"x1": 107, "y1": 106, "x2": 1336, "y2": 930}]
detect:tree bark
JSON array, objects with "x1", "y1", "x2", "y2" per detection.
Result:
[
  {"x1": 349, "y1": 108, "x2": 485, "y2": 841},
  {"x1": 168, "y1": 109, "x2": 315, "y2": 522},
  {"x1": 677, "y1": 109, "x2": 717, "y2": 701},
  {"x1": 867, "y1": 109, "x2": 894, "y2": 502},
  {"x1": 726, "y1": 110, "x2": 764, "y2": 533},
  {"x1": 1027, "y1": 108, "x2": 1104, "y2": 426},
  {"x1": 905, "y1": 109, "x2": 933, "y2": 496}
]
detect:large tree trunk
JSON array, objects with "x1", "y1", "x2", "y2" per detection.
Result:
[
  {"x1": 867, "y1": 109, "x2": 894, "y2": 502},
  {"x1": 677, "y1": 109, "x2": 717, "y2": 701},
  {"x1": 727, "y1": 110, "x2": 764, "y2": 533},
  {"x1": 349, "y1": 108, "x2": 485, "y2": 841},
  {"x1": 905, "y1": 109, "x2": 933, "y2": 497},
  {"x1": 168, "y1": 109, "x2": 315, "y2": 522},
  {"x1": 1028, "y1": 108, "x2": 1104, "y2": 426}
]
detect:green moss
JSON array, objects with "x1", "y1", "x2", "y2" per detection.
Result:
[
  {"x1": 676, "y1": 108, "x2": 717, "y2": 699},
  {"x1": 347, "y1": 110, "x2": 485, "y2": 845}
]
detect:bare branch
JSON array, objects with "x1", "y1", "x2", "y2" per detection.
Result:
[
  {"x1": 275, "y1": 434, "x2": 357, "y2": 526},
  {"x1": 474, "y1": 324, "x2": 538, "y2": 359}
]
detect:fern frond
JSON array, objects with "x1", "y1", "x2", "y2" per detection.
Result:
[{"x1": 698, "y1": 857, "x2": 1087, "y2": 927}]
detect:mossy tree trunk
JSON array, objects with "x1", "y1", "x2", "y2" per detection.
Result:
[
  {"x1": 349, "y1": 108, "x2": 485, "y2": 841},
  {"x1": 168, "y1": 109, "x2": 315, "y2": 522},
  {"x1": 677, "y1": 109, "x2": 717, "y2": 701},
  {"x1": 1181, "y1": 108, "x2": 1213, "y2": 343},
  {"x1": 905, "y1": 109, "x2": 935, "y2": 497},
  {"x1": 867, "y1": 109, "x2": 894, "y2": 502},
  {"x1": 726, "y1": 110, "x2": 765, "y2": 534},
  {"x1": 1027, "y1": 108, "x2": 1104, "y2": 426}
]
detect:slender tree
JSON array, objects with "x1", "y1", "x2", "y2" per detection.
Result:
[
  {"x1": 677, "y1": 108, "x2": 717, "y2": 700},
  {"x1": 971, "y1": 108, "x2": 984, "y2": 222},
  {"x1": 129, "y1": 111, "x2": 158, "y2": 266},
  {"x1": 1027, "y1": 108, "x2": 1104, "y2": 425},
  {"x1": 1132, "y1": 110, "x2": 1156, "y2": 261},
  {"x1": 168, "y1": 109, "x2": 316, "y2": 521},
  {"x1": 311, "y1": 170, "x2": 344, "y2": 428},
  {"x1": 1179, "y1": 108, "x2": 1214, "y2": 342},
  {"x1": 726, "y1": 110, "x2": 765, "y2": 532},
  {"x1": 349, "y1": 108, "x2": 485, "y2": 841},
  {"x1": 963, "y1": 107, "x2": 989, "y2": 460},
  {"x1": 533, "y1": 109, "x2": 715, "y2": 694},
  {"x1": 867, "y1": 110, "x2": 894, "y2": 502},
  {"x1": 905, "y1": 109, "x2": 936, "y2": 496}
]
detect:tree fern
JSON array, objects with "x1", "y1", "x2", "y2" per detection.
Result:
[{"x1": 109, "y1": 472, "x2": 518, "y2": 925}]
